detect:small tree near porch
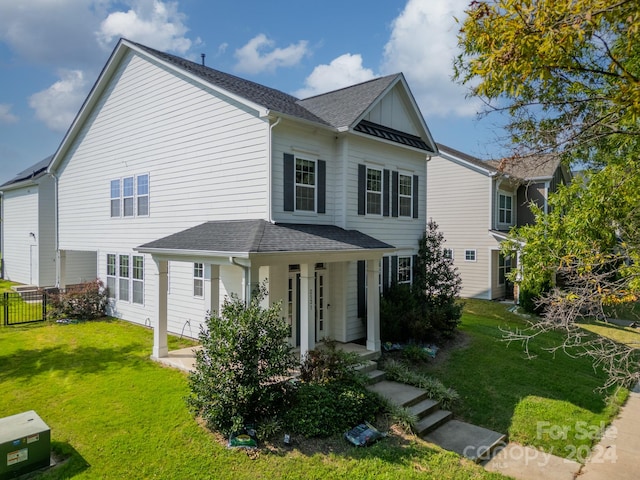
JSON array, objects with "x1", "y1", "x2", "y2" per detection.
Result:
[{"x1": 187, "y1": 284, "x2": 297, "y2": 435}]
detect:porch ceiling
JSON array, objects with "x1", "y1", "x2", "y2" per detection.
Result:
[{"x1": 135, "y1": 219, "x2": 395, "y2": 260}]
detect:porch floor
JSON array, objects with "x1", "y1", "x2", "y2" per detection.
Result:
[{"x1": 152, "y1": 342, "x2": 378, "y2": 373}]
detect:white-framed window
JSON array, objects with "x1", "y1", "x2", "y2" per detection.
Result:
[
  {"x1": 119, "y1": 254, "x2": 130, "y2": 301},
  {"x1": 498, "y1": 192, "x2": 513, "y2": 225},
  {"x1": 106, "y1": 254, "x2": 117, "y2": 298},
  {"x1": 465, "y1": 249, "x2": 477, "y2": 262},
  {"x1": 366, "y1": 167, "x2": 382, "y2": 215},
  {"x1": 443, "y1": 248, "x2": 454, "y2": 261},
  {"x1": 122, "y1": 176, "x2": 134, "y2": 217},
  {"x1": 295, "y1": 157, "x2": 316, "y2": 211},
  {"x1": 132, "y1": 256, "x2": 144, "y2": 304},
  {"x1": 110, "y1": 174, "x2": 150, "y2": 218},
  {"x1": 108, "y1": 253, "x2": 144, "y2": 304},
  {"x1": 137, "y1": 174, "x2": 149, "y2": 216},
  {"x1": 110, "y1": 181, "x2": 120, "y2": 217},
  {"x1": 193, "y1": 263, "x2": 204, "y2": 298},
  {"x1": 398, "y1": 256, "x2": 412, "y2": 284},
  {"x1": 498, "y1": 253, "x2": 512, "y2": 285},
  {"x1": 398, "y1": 173, "x2": 413, "y2": 217}
]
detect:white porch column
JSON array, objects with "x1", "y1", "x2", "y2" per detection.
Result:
[
  {"x1": 299, "y1": 263, "x2": 315, "y2": 360},
  {"x1": 208, "y1": 264, "x2": 220, "y2": 315},
  {"x1": 152, "y1": 259, "x2": 169, "y2": 359},
  {"x1": 366, "y1": 260, "x2": 381, "y2": 352}
]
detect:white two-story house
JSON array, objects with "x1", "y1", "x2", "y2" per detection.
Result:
[
  {"x1": 427, "y1": 144, "x2": 571, "y2": 300},
  {"x1": 45, "y1": 39, "x2": 437, "y2": 360}
]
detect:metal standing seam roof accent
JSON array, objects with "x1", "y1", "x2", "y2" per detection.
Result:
[
  {"x1": 136, "y1": 220, "x2": 395, "y2": 254},
  {"x1": 355, "y1": 120, "x2": 431, "y2": 151}
]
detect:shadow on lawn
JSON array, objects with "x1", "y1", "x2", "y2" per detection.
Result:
[
  {"x1": 0, "y1": 343, "x2": 147, "y2": 382},
  {"x1": 40, "y1": 441, "x2": 91, "y2": 479}
]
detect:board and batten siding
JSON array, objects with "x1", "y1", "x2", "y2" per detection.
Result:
[
  {"x1": 2, "y1": 187, "x2": 39, "y2": 285},
  {"x1": 426, "y1": 155, "x2": 499, "y2": 299},
  {"x1": 55, "y1": 50, "x2": 271, "y2": 328}
]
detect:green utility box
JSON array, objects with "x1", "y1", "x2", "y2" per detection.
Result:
[{"x1": 0, "y1": 411, "x2": 51, "y2": 479}]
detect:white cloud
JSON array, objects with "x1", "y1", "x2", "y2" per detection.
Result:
[
  {"x1": 0, "y1": 0, "x2": 105, "y2": 67},
  {"x1": 294, "y1": 54, "x2": 376, "y2": 98},
  {"x1": 234, "y1": 34, "x2": 308, "y2": 74},
  {"x1": 381, "y1": 0, "x2": 481, "y2": 118},
  {"x1": 97, "y1": 0, "x2": 193, "y2": 54},
  {"x1": 29, "y1": 70, "x2": 89, "y2": 132},
  {"x1": 0, "y1": 104, "x2": 18, "y2": 124}
]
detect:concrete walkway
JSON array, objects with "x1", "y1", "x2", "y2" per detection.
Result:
[{"x1": 485, "y1": 384, "x2": 640, "y2": 480}]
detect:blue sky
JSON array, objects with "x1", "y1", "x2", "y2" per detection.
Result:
[{"x1": 0, "y1": 0, "x2": 509, "y2": 184}]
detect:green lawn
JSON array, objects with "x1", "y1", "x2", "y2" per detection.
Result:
[
  {"x1": 419, "y1": 299, "x2": 629, "y2": 458},
  {"x1": 0, "y1": 318, "x2": 503, "y2": 479}
]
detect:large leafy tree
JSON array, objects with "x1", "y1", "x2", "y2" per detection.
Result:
[
  {"x1": 456, "y1": 0, "x2": 640, "y2": 163},
  {"x1": 457, "y1": 0, "x2": 640, "y2": 387}
]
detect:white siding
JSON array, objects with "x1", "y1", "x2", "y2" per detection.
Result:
[
  {"x1": 427, "y1": 155, "x2": 500, "y2": 299},
  {"x1": 2, "y1": 187, "x2": 39, "y2": 285},
  {"x1": 56, "y1": 50, "x2": 270, "y2": 329},
  {"x1": 37, "y1": 176, "x2": 57, "y2": 286},
  {"x1": 364, "y1": 85, "x2": 419, "y2": 136},
  {"x1": 57, "y1": 51, "x2": 270, "y2": 254}
]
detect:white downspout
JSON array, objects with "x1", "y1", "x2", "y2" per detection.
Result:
[
  {"x1": 268, "y1": 116, "x2": 281, "y2": 223},
  {"x1": 48, "y1": 172, "x2": 60, "y2": 288}
]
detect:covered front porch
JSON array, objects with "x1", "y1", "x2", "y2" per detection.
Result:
[{"x1": 135, "y1": 220, "x2": 395, "y2": 363}]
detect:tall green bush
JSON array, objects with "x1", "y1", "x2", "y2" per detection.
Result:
[
  {"x1": 380, "y1": 221, "x2": 463, "y2": 342},
  {"x1": 187, "y1": 284, "x2": 297, "y2": 435}
]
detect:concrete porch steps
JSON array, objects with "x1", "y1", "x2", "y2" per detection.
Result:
[
  {"x1": 424, "y1": 420, "x2": 507, "y2": 463},
  {"x1": 366, "y1": 378, "x2": 506, "y2": 463}
]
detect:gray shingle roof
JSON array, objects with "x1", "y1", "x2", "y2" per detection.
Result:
[
  {"x1": 297, "y1": 75, "x2": 399, "y2": 128},
  {"x1": 132, "y1": 41, "x2": 329, "y2": 126},
  {"x1": 131, "y1": 41, "x2": 404, "y2": 131},
  {"x1": 137, "y1": 220, "x2": 395, "y2": 254},
  {"x1": 1, "y1": 155, "x2": 53, "y2": 188}
]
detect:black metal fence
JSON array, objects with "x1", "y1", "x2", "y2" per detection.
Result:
[{"x1": 2, "y1": 291, "x2": 47, "y2": 326}]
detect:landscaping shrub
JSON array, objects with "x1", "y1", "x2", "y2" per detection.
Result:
[
  {"x1": 187, "y1": 284, "x2": 297, "y2": 435},
  {"x1": 284, "y1": 381, "x2": 383, "y2": 437},
  {"x1": 299, "y1": 338, "x2": 364, "y2": 384},
  {"x1": 46, "y1": 280, "x2": 108, "y2": 320},
  {"x1": 380, "y1": 221, "x2": 463, "y2": 343},
  {"x1": 285, "y1": 340, "x2": 382, "y2": 437}
]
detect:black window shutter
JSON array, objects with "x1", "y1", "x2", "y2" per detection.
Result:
[
  {"x1": 413, "y1": 175, "x2": 419, "y2": 219},
  {"x1": 391, "y1": 255, "x2": 398, "y2": 285},
  {"x1": 357, "y1": 260, "x2": 366, "y2": 318},
  {"x1": 357, "y1": 164, "x2": 366, "y2": 215},
  {"x1": 383, "y1": 169, "x2": 390, "y2": 217},
  {"x1": 283, "y1": 153, "x2": 294, "y2": 212},
  {"x1": 391, "y1": 171, "x2": 399, "y2": 217},
  {"x1": 412, "y1": 254, "x2": 419, "y2": 284},
  {"x1": 317, "y1": 159, "x2": 326, "y2": 214},
  {"x1": 382, "y1": 256, "x2": 390, "y2": 293}
]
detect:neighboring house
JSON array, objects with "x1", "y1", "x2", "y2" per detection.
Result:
[
  {"x1": 0, "y1": 156, "x2": 56, "y2": 287},
  {"x1": 426, "y1": 143, "x2": 571, "y2": 300},
  {"x1": 43, "y1": 38, "x2": 437, "y2": 360}
]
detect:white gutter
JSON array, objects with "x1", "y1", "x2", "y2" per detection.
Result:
[{"x1": 268, "y1": 116, "x2": 281, "y2": 223}]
